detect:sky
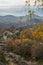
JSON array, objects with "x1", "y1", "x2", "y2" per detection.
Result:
[
  {"x1": 0, "y1": 0, "x2": 43, "y2": 16},
  {"x1": 0, "y1": 0, "x2": 27, "y2": 16},
  {"x1": 0, "y1": 0, "x2": 35, "y2": 8},
  {"x1": 0, "y1": 0, "x2": 26, "y2": 8}
]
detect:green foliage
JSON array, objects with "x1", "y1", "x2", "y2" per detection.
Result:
[
  {"x1": 0, "y1": 51, "x2": 7, "y2": 64},
  {"x1": 28, "y1": 10, "x2": 35, "y2": 19},
  {"x1": 25, "y1": 0, "x2": 35, "y2": 25}
]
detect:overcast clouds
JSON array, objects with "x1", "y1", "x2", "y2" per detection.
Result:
[
  {"x1": 0, "y1": 0, "x2": 26, "y2": 8},
  {"x1": 0, "y1": 0, "x2": 40, "y2": 16}
]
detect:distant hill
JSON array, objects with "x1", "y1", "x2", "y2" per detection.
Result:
[
  {"x1": 0, "y1": 15, "x2": 19, "y2": 23},
  {"x1": 0, "y1": 15, "x2": 43, "y2": 28}
]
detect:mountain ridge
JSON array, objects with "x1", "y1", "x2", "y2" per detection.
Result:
[{"x1": 0, "y1": 14, "x2": 43, "y2": 28}]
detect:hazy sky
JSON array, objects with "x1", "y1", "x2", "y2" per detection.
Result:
[
  {"x1": 0, "y1": 0, "x2": 26, "y2": 7},
  {"x1": 0, "y1": 0, "x2": 43, "y2": 16},
  {"x1": 0, "y1": 0, "x2": 35, "y2": 8}
]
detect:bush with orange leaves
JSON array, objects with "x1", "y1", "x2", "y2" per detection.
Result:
[{"x1": 20, "y1": 24, "x2": 43, "y2": 43}]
